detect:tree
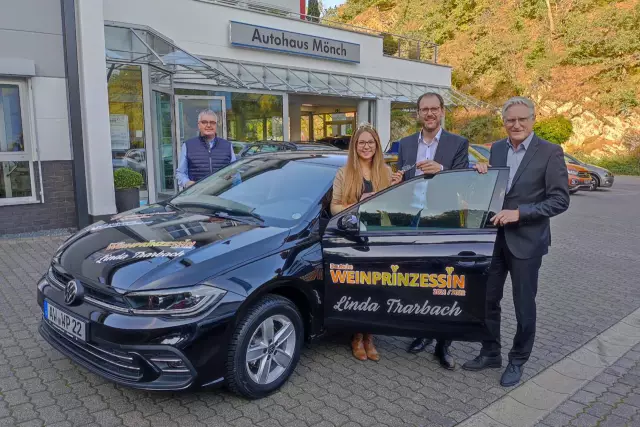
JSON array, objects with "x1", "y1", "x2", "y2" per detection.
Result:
[{"x1": 307, "y1": 0, "x2": 320, "y2": 22}]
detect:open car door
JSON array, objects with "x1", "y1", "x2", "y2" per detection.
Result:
[{"x1": 321, "y1": 168, "x2": 509, "y2": 342}]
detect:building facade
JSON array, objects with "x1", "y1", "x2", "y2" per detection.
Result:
[
  {"x1": 0, "y1": 0, "x2": 483, "y2": 234},
  {"x1": 0, "y1": 0, "x2": 78, "y2": 234}
]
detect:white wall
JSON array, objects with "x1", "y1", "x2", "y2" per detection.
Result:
[
  {"x1": 31, "y1": 77, "x2": 72, "y2": 161},
  {"x1": 77, "y1": 0, "x2": 117, "y2": 216},
  {"x1": 103, "y1": 0, "x2": 451, "y2": 87}
]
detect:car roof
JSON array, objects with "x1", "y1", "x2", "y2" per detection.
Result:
[{"x1": 245, "y1": 150, "x2": 348, "y2": 167}]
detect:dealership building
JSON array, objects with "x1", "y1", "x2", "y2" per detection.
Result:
[{"x1": 0, "y1": 0, "x2": 486, "y2": 235}]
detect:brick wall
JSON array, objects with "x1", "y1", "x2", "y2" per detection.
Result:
[{"x1": 0, "y1": 161, "x2": 77, "y2": 235}]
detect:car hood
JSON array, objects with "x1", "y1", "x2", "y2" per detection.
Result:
[
  {"x1": 54, "y1": 206, "x2": 289, "y2": 293},
  {"x1": 583, "y1": 163, "x2": 611, "y2": 175}
]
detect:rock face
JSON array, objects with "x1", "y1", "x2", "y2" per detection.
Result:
[{"x1": 534, "y1": 98, "x2": 640, "y2": 158}]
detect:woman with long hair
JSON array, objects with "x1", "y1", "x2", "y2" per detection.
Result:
[{"x1": 330, "y1": 124, "x2": 402, "y2": 361}]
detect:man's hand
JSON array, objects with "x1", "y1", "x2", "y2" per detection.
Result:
[
  {"x1": 391, "y1": 171, "x2": 403, "y2": 185},
  {"x1": 474, "y1": 162, "x2": 490, "y2": 174},
  {"x1": 491, "y1": 209, "x2": 519, "y2": 226},
  {"x1": 416, "y1": 160, "x2": 443, "y2": 175},
  {"x1": 186, "y1": 180, "x2": 196, "y2": 187}
]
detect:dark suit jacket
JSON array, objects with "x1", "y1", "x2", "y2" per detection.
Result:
[
  {"x1": 395, "y1": 129, "x2": 470, "y2": 180},
  {"x1": 489, "y1": 134, "x2": 570, "y2": 259}
]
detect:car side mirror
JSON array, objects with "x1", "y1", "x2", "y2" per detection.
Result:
[{"x1": 338, "y1": 214, "x2": 359, "y2": 232}]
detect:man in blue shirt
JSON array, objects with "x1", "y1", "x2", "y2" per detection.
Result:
[{"x1": 175, "y1": 109, "x2": 236, "y2": 188}]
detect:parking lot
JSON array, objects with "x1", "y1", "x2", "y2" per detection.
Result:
[{"x1": 1, "y1": 176, "x2": 640, "y2": 427}]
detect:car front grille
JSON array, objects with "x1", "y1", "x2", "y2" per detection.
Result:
[
  {"x1": 48, "y1": 266, "x2": 129, "y2": 311},
  {"x1": 41, "y1": 320, "x2": 142, "y2": 381},
  {"x1": 578, "y1": 171, "x2": 590, "y2": 178}
]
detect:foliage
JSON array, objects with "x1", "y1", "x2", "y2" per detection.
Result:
[
  {"x1": 561, "y1": 3, "x2": 640, "y2": 65},
  {"x1": 458, "y1": 113, "x2": 506, "y2": 145},
  {"x1": 574, "y1": 151, "x2": 640, "y2": 176},
  {"x1": 533, "y1": 116, "x2": 573, "y2": 145},
  {"x1": 382, "y1": 34, "x2": 399, "y2": 55},
  {"x1": 390, "y1": 109, "x2": 419, "y2": 141},
  {"x1": 307, "y1": 0, "x2": 321, "y2": 21},
  {"x1": 113, "y1": 168, "x2": 144, "y2": 190},
  {"x1": 601, "y1": 88, "x2": 639, "y2": 115}
]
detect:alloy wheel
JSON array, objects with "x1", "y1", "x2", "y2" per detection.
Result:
[{"x1": 246, "y1": 314, "x2": 296, "y2": 385}]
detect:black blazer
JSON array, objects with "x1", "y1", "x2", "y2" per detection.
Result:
[
  {"x1": 489, "y1": 134, "x2": 570, "y2": 259},
  {"x1": 395, "y1": 129, "x2": 470, "y2": 180}
]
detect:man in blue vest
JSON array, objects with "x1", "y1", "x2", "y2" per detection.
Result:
[{"x1": 175, "y1": 109, "x2": 236, "y2": 188}]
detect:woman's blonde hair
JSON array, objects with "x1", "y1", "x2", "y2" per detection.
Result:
[{"x1": 340, "y1": 124, "x2": 391, "y2": 205}]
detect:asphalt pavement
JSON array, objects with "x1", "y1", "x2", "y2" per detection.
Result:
[{"x1": 0, "y1": 176, "x2": 639, "y2": 427}]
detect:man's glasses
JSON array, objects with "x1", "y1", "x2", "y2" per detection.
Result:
[
  {"x1": 199, "y1": 120, "x2": 217, "y2": 126},
  {"x1": 504, "y1": 116, "x2": 532, "y2": 127},
  {"x1": 419, "y1": 107, "x2": 441, "y2": 115}
]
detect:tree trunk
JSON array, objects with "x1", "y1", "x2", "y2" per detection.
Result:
[{"x1": 545, "y1": 0, "x2": 555, "y2": 34}]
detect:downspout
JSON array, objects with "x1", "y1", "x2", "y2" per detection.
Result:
[{"x1": 27, "y1": 79, "x2": 45, "y2": 204}]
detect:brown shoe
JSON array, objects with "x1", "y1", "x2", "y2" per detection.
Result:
[
  {"x1": 363, "y1": 334, "x2": 380, "y2": 361},
  {"x1": 351, "y1": 333, "x2": 367, "y2": 361}
]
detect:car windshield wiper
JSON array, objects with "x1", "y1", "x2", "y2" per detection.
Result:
[{"x1": 173, "y1": 201, "x2": 264, "y2": 224}]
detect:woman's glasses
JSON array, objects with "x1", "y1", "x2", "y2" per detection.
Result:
[{"x1": 357, "y1": 141, "x2": 376, "y2": 148}]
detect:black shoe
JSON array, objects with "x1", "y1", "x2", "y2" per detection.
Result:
[
  {"x1": 435, "y1": 345, "x2": 456, "y2": 370},
  {"x1": 407, "y1": 338, "x2": 433, "y2": 354},
  {"x1": 500, "y1": 363, "x2": 523, "y2": 387},
  {"x1": 462, "y1": 355, "x2": 503, "y2": 371}
]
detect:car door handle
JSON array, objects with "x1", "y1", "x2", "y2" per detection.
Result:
[
  {"x1": 455, "y1": 252, "x2": 491, "y2": 268},
  {"x1": 457, "y1": 251, "x2": 477, "y2": 257}
]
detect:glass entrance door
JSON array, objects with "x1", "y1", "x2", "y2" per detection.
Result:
[
  {"x1": 152, "y1": 90, "x2": 175, "y2": 201},
  {"x1": 175, "y1": 96, "x2": 226, "y2": 162}
]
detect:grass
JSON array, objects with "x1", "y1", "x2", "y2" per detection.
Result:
[{"x1": 574, "y1": 153, "x2": 640, "y2": 176}]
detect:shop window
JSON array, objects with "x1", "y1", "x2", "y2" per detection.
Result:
[
  {"x1": 0, "y1": 81, "x2": 37, "y2": 205},
  {"x1": 174, "y1": 89, "x2": 284, "y2": 143},
  {"x1": 107, "y1": 65, "x2": 148, "y2": 205}
]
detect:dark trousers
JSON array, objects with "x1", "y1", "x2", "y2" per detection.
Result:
[{"x1": 481, "y1": 230, "x2": 542, "y2": 366}]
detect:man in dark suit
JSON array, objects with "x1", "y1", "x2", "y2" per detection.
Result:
[
  {"x1": 392, "y1": 91, "x2": 470, "y2": 370},
  {"x1": 463, "y1": 96, "x2": 570, "y2": 387}
]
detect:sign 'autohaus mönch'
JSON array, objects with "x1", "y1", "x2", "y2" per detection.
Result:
[{"x1": 229, "y1": 21, "x2": 360, "y2": 63}]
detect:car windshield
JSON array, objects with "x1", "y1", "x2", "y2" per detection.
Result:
[{"x1": 170, "y1": 156, "x2": 338, "y2": 227}]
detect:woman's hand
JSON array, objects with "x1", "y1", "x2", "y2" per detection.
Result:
[
  {"x1": 360, "y1": 192, "x2": 375, "y2": 201},
  {"x1": 391, "y1": 171, "x2": 403, "y2": 185}
]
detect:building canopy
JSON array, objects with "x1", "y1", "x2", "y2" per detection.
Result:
[{"x1": 104, "y1": 22, "x2": 495, "y2": 111}]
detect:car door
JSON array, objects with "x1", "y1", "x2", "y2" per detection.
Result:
[{"x1": 321, "y1": 168, "x2": 509, "y2": 342}]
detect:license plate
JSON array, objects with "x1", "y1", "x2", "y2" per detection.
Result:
[{"x1": 43, "y1": 300, "x2": 87, "y2": 341}]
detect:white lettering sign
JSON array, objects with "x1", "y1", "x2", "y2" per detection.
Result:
[
  {"x1": 332, "y1": 296, "x2": 463, "y2": 317},
  {"x1": 229, "y1": 21, "x2": 360, "y2": 63}
]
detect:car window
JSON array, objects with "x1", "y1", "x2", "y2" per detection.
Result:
[
  {"x1": 232, "y1": 143, "x2": 245, "y2": 154},
  {"x1": 356, "y1": 170, "x2": 501, "y2": 231},
  {"x1": 245, "y1": 146, "x2": 259, "y2": 155},
  {"x1": 259, "y1": 145, "x2": 280, "y2": 153}
]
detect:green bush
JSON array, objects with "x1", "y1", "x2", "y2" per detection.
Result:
[
  {"x1": 382, "y1": 34, "x2": 399, "y2": 55},
  {"x1": 533, "y1": 116, "x2": 573, "y2": 145},
  {"x1": 573, "y1": 152, "x2": 640, "y2": 176},
  {"x1": 113, "y1": 168, "x2": 144, "y2": 190},
  {"x1": 459, "y1": 113, "x2": 506, "y2": 145}
]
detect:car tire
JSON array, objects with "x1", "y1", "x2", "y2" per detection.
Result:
[
  {"x1": 569, "y1": 188, "x2": 578, "y2": 194},
  {"x1": 226, "y1": 295, "x2": 303, "y2": 399},
  {"x1": 589, "y1": 174, "x2": 600, "y2": 191}
]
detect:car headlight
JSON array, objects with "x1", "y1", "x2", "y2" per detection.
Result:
[
  {"x1": 568, "y1": 169, "x2": 578, "y2": 176},
  {"x1": 124, "y1": 285, "x2": 227, "y2": 316}
]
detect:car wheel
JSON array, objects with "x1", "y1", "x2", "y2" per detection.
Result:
[
  {"x1": 569, "y1": 188, "x2": 578, "y2": 194},
  {"x1": 227, "y1": 295, "x2": 303, "y2": 399},
  {"x1": 589, "y1": 174, "x2": 599, "y2": 191}
]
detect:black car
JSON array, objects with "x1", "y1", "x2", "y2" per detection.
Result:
[{"x1": 37, "y1": 151, "x2": 509, "y2": 399}]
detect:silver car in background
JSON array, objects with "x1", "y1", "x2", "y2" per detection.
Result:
[{"x1": 563, "y1": 153, "x2": 614, "y2": 190}]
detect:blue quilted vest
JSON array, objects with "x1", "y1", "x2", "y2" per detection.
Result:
[{"x1": 184, "y1": 135, "x2": 232, "y2": 182}]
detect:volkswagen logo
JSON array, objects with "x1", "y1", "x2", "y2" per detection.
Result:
[{"x1": 64, "y1": 280, "x2": 84, "y2": 306}]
